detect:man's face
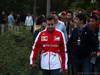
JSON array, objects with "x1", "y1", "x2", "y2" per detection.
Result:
[
  {"x1": 47, "y1": 19, "x2": 55, "y2": 32},
  {"x1": 73, "y1": 17, "x2": 80, "y2": 24},
  {"x1": 89, "y1": 18, "x2": 97, "y2": 27},
  {"x1": 67, "y1": 13, "x2": 72, "y2": 19}
]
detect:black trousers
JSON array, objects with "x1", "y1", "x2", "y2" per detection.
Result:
[
  {"x1": 96, "y1": 56, "x2": 100, "y2": 74},
  {"x1": 42, "y1": 69, "x2": 61, "y2": 75}
]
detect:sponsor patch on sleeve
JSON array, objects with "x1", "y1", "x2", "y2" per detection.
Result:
[
  {"x1": 41, "y1": 36, "x2": 48, "y2": 41},
  {"x1": 54, "y1": 36, "x2": 60, "y2": 41}
]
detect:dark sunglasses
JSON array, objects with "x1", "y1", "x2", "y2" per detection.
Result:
[{"x1": 48, "y1": 23, "x2": 54, "y2": 26}]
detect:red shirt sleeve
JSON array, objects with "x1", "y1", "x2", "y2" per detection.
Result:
[
  {"x1": 59, "y1": 33, "x2": 66, "y2": 69},
  {"x1": 30, "y1": 32, "x2": 42, "y2": 64}
]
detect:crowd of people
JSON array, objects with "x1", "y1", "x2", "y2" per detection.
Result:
[
  {"x1": 30, "y1": 9, "x2": 100, "y2": 75},
  {"x1": 0, "y1": 11, "x2": 34, "y2": 34},
  {"x1": 0, "y1": 9, "x2": 100, "y2": 75}
]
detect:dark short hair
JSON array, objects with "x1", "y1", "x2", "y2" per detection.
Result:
[
  {"x1": 67, "y1": 11, "x2": 73, "y2": 15},
  {"x1": 90, "y1": 15, "x2": 98, "y2": 21},
  {"x1": 76, "y1": 13, "x2": 86, "y2": 24},
  {"x1": 46, "y1": 15, "x2": 55, "y2": 21},
  {"x1": 36, "y1": 15, "x2": 46, "y2": 25}
]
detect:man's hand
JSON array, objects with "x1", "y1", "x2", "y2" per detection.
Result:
[{"x1": 30, "y1": 64, "x2": 37, "y2": 67}]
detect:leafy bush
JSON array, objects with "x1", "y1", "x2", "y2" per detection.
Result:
[{"x1": 0, "y1": 27, "x2": 39, "y2": 75}]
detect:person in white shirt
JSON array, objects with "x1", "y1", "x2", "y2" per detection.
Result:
[{"x1": 25, "y1": 13, "x2": 33, "y2": 31}]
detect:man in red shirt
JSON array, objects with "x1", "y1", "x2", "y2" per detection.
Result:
[{"x1": 30, "y1": 16, "x2": 67, "y2": 75}]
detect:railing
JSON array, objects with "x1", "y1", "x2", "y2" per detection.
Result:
[{"x1": 0, "y1": 24, "x2": 32, "y2": 35}]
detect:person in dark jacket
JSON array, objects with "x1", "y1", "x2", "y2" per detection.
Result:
[
  {"x1": 29, "y1": 15, "x2": 46, "y2": 75},
  {"x1": 67, "y1": 13, "x2": 87, "y2": 75},
  {"x1": 32, "y1": 15, "x2": 46, "y2": 44},
  {"x1": 32, "y1": 15, "x2": 46, "y2": 68},
  {"x1": 67, "y1": 14, "x2": 98, "y2": 75}
]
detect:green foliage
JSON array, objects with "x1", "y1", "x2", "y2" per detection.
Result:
[
  {"x1": 0, "y1": 0, "x2": 99, "y2": 15},
  {"x1": 0, "y1": 27, "x2": 39, "y2": 75}
]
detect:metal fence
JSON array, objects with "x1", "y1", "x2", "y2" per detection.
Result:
[{"x1": 0, "y1": 24, "x2": 27, "y2": 35}]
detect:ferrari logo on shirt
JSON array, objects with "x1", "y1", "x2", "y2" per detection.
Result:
[
  {"x1": 54, "y1": 36, "x2": 60, "y2": 41},
  {"x1": 41, "y1": 36, "x2": 48, "y2": 41}
]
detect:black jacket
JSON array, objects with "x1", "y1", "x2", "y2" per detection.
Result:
[{"x1": 67, "y1": 25, "x2": 98, "y2": 59}]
